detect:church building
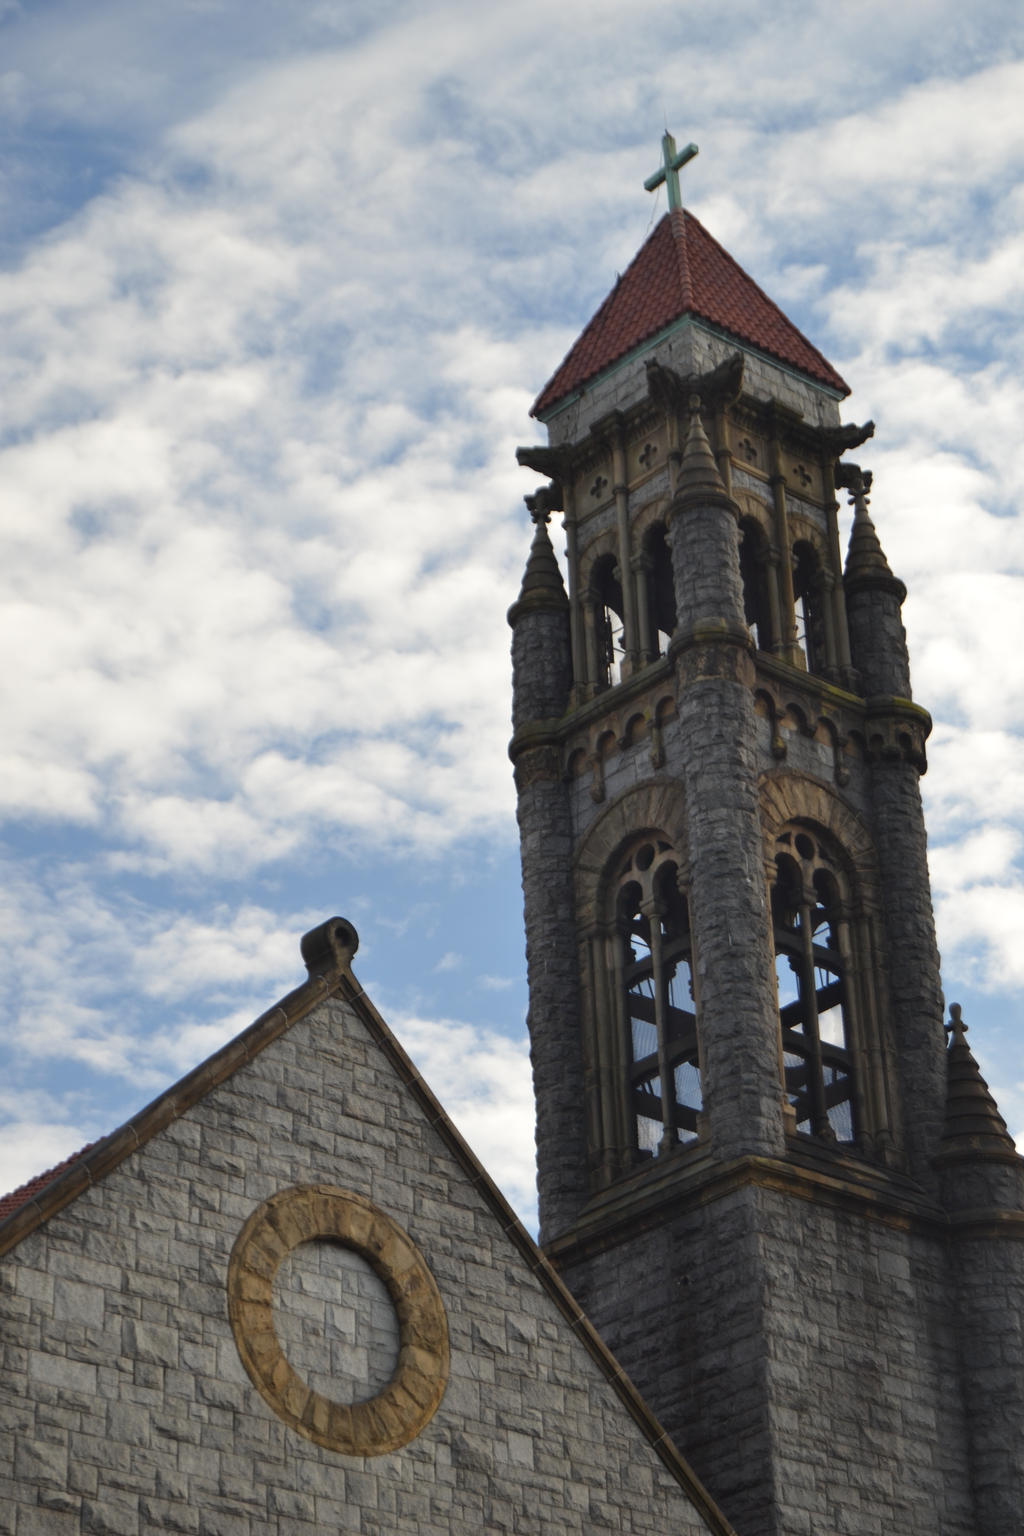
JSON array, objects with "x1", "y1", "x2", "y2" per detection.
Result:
[{"x1": 3, "y1": 137, "x2": 1023, "y2": 1535}]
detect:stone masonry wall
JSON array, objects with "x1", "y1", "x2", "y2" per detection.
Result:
[
  {"x1": 757, "y1": 1186, "x2": 976, "y2": 1536},
  {"x1": 0, "y1": 995, "x2": 723, "y2": 1536},
  {"x1": 562, "y1": 1181, "x2": 977, "y2": 1536},
  {"x1": 561, "y1": 1186, "x2": 778, "y2": 1536}
]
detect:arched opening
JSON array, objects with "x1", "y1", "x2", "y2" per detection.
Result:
[
  {"x1": 739, "y1": 519, "x2": 773, "y2": 652},
  {"x1": 642, "y1": 523, "x2": 676, "y2": 660},
  {"x1": 792, "y1": 541, "x2": 826, "y2": 675},
  {"x1": 616, "y1": 843, "x2": 701, "y2": 1158},
  {"x1": 591, "y1": 552, "x2": 625, "y2": 688},
  {"x1": 772, "y1": 830, "x2": 856, "y2": 1144}
]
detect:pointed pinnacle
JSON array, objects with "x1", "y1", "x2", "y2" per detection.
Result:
[
  {"x1": 675, "y1": 395, "x2": 728, "y2": 501},
  {"x1": 508, "y1": 491, "x2": 568, "y2": 621},
  {"x1": 842, "y1": 466, "x2": 906, "y2": 599},
  {"x1": 938, "y1": 1003, "x2": 1018, "y2": 1160}
]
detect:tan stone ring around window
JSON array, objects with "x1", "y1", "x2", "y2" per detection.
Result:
[{"x1": 227, "y1": 1184, "x2": 449, "y2": 1455}]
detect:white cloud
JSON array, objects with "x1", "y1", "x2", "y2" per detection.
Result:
[
  {"x1": 0, "y1": 0, "x2": 1023, "y2": 1209},
  {"x1": 392, "y1": 1011, "x2": 536, "y2": 1228}
]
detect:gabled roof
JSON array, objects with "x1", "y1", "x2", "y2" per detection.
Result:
[
  {"x1": 0, "y1": 915, "x2": 737, "y2": 1536},
  {"x1": 532, "y1": 209, "x2": 849, "y2": 416},
  {"x1": 0, "y1": 1143, "x2": 96, "y2": 1221}
]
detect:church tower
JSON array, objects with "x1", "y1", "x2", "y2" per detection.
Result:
[{"x1": 510, "y1": 138, "x2": 1024, "y2": 1536}]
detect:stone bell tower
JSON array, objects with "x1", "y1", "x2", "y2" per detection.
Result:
[{"x1": 509, "y1": 137, "x2": 1024, "y2": 1536}]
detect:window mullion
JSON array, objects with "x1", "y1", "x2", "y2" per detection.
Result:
[
  {"x1": 647, "y1": 903, "x2": 676, "y2": 1155},
  {"x1": 798, "y1": 899, "x2": 832, "y2": 1139}
]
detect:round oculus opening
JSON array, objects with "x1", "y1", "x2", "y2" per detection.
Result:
[{"x1": 273, "y1": 1239, "x2": 400, "y2": 1403}]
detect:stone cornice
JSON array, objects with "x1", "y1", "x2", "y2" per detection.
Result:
[{"x1": 545, "y1": 1145, "x2": 950, "y2": 1269}]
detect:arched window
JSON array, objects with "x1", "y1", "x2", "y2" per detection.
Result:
[
  {"x1": 591, "y1": 553, "x2": 625, "y2": 688},
  {"x1": 615, "y1": 842, "x2": 702, "y2": 1158},
  {"x1": 642, "y1": 523, "x2": 676, "y2": 660},
  {"x1": 739, "y1": 518, "x2": 773, "y2": 651},
  {"x1": 772, "y1": 829, "x2": 856, "y2": 1144},
  {"x1": 792, "y1": 541, "x2": 826, "y2": 675}
]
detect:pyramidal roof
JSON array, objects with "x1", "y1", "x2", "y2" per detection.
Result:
[{"x1": 532, "y1": 208, "x2": 849, "y2": 417}]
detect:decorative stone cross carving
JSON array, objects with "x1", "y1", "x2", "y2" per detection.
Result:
[{"x1": 643, "y1": 131, "x2": 699, "y2": 212}]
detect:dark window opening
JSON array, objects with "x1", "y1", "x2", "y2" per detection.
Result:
[
  {"x1": 644, "y1": 523, "x2": 676, "y2": 659},
  {"x1": 773, "y1": 849, "x2": 855, "y2": 1144},
  {"x1": 592, "y1": 553, "x2": 625, "y2": 687},
  {"x1": 739, "y1": 519, "x2": 773, "y2": 651},
  {"x1": 620, "y1": 861, "x2": 701, "y2": 1158},
  {"x1": 792, "y1": 541, "x2": 825, "y2": 675}
]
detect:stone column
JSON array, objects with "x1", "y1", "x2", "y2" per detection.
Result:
[
  {"x1": 508, "y1": 505, "x2": 586, "y2": 1239},
  {"x1": 668, "y1": 402, "x2": 786, "y2": 1162}
]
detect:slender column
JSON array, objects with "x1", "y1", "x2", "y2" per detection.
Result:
[
  {"x1": 582, "y1": 587, "x2": 601, "y2": 696},
  {"x1": 563, "y1": 486, "x2": 585, "y2": 701},
  {"x1": 646, "y1": 902, "x2": 677, "y2": 1155},
  {"x1": 610, "y1": 932, "x2": 634, "y2": 1177},
  {"x1": 770, "y1": 433, "x2": 800, "y2": 665},
  {"x1": 796, "y1": 895, "x2": 830, "y2": 1138},
  {"x1": 819, "y1": 570, "x2": 839, "y2": 677},
  {"x1": 765, "y1": 550, "x2": 784, "y2": 655},
  {"x1": 632, "y1": 550, "x2": 654, "y2": 663},
  {"x1": 609, "y1": 424, "x2": 639, "y2": 673}
]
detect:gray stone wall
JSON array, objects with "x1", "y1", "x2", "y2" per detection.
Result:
[
  {"x1": 542, "y1": 318, "x2": 843, "y2": 446},
  {"x1": 947, "y1": 1230, "x2": 1024, "y2": 1536},
  {"x1": 562, "y1": 1188, "x2": 778, "y2": 1536},
  {"x1": 0, "y1": 995, "x2": 724, "y2": 1536},
  {"x1": 757, "y1": 1189, "x2": 975, "y2": 1536},
  {"x1": 562, "y1": 1183, "x2": 977, "y2": 1536}
]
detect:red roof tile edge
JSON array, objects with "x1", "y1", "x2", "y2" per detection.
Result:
[
  {"x1": 0, "y1": 1143, "x2": 98, "y2": 1220},
  {"x1": 532, "y1": 210, "x2": 848, "y2": 417}
]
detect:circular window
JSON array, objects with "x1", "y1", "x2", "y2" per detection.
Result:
[{"x1": 227, "y1": 1185, "x2": 449, "y2": 1455}]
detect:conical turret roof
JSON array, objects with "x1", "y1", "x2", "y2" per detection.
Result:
[
  {"x1": 938, "y1": 1004, "x2": 1019, "y2": 1161},
  {"x1": 532, "y1": 209, "x2": 848, "y2": 417},
  {"x1": 843, "y1": 474, "x2": 903, "y2": 595}
]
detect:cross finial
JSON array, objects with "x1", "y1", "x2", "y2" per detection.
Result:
[
  {"x1": 946, "y1": 1002, "x2": 969, "y2": 1046},
  {"x1": 644, "y1": 131, "x2": 698, "y2": 212}
]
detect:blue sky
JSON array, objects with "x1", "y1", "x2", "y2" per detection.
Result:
[{"x1": 2, "y1": 0, "x2": 1023, "y2": 1227}]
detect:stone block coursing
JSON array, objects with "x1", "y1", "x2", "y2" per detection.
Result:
[{"x1": 1, "y1": 995, "x2": 722, "y2": 1536}]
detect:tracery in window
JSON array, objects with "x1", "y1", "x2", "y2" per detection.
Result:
[
  {"x1": 616, "y1": 842, "x2": 701, "y2": 1158},
  {"x1": 772, "y1": 830, "x2": 855, "y2": 1144},
  {"x1": 739, "y1": 518, "x2": 773, "y2": 651}
]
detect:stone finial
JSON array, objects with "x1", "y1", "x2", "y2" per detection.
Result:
[
  {"x1": 937, "y1": 1003, "x2": 1019, "y2": 1161},
  {"x1": 301, "y1": 917, "x2": 359, "y2": 978},
  {"x1": 675, "y1": 396, "x2": 728, "y2": 501},
  {"x1": 508, "y1": 488, "x2": 568, "y2": 619},
  {"x1": 839, "y1": 463, "x2": 906, "y2": 600}
]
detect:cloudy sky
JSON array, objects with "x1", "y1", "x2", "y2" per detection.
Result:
[{"x1": 1, "y1": 0, "x2": 1022, "y2": 1227}]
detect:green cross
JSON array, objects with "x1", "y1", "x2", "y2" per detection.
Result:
[{"x1": 643, "y1": 132, "x2": 699, "y2": 212}]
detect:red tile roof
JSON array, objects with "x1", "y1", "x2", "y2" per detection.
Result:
[
  {"x1": 532, "y1": 209, "x2": 848, "y2": 416},
  {"x1": 0, "y1": 1142, "x2": 96, "y2": 1220}
]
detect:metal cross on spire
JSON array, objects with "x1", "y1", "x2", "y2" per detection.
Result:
[{"x1": 643, "y1": 131, "x2": 699, "y2": 212}]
